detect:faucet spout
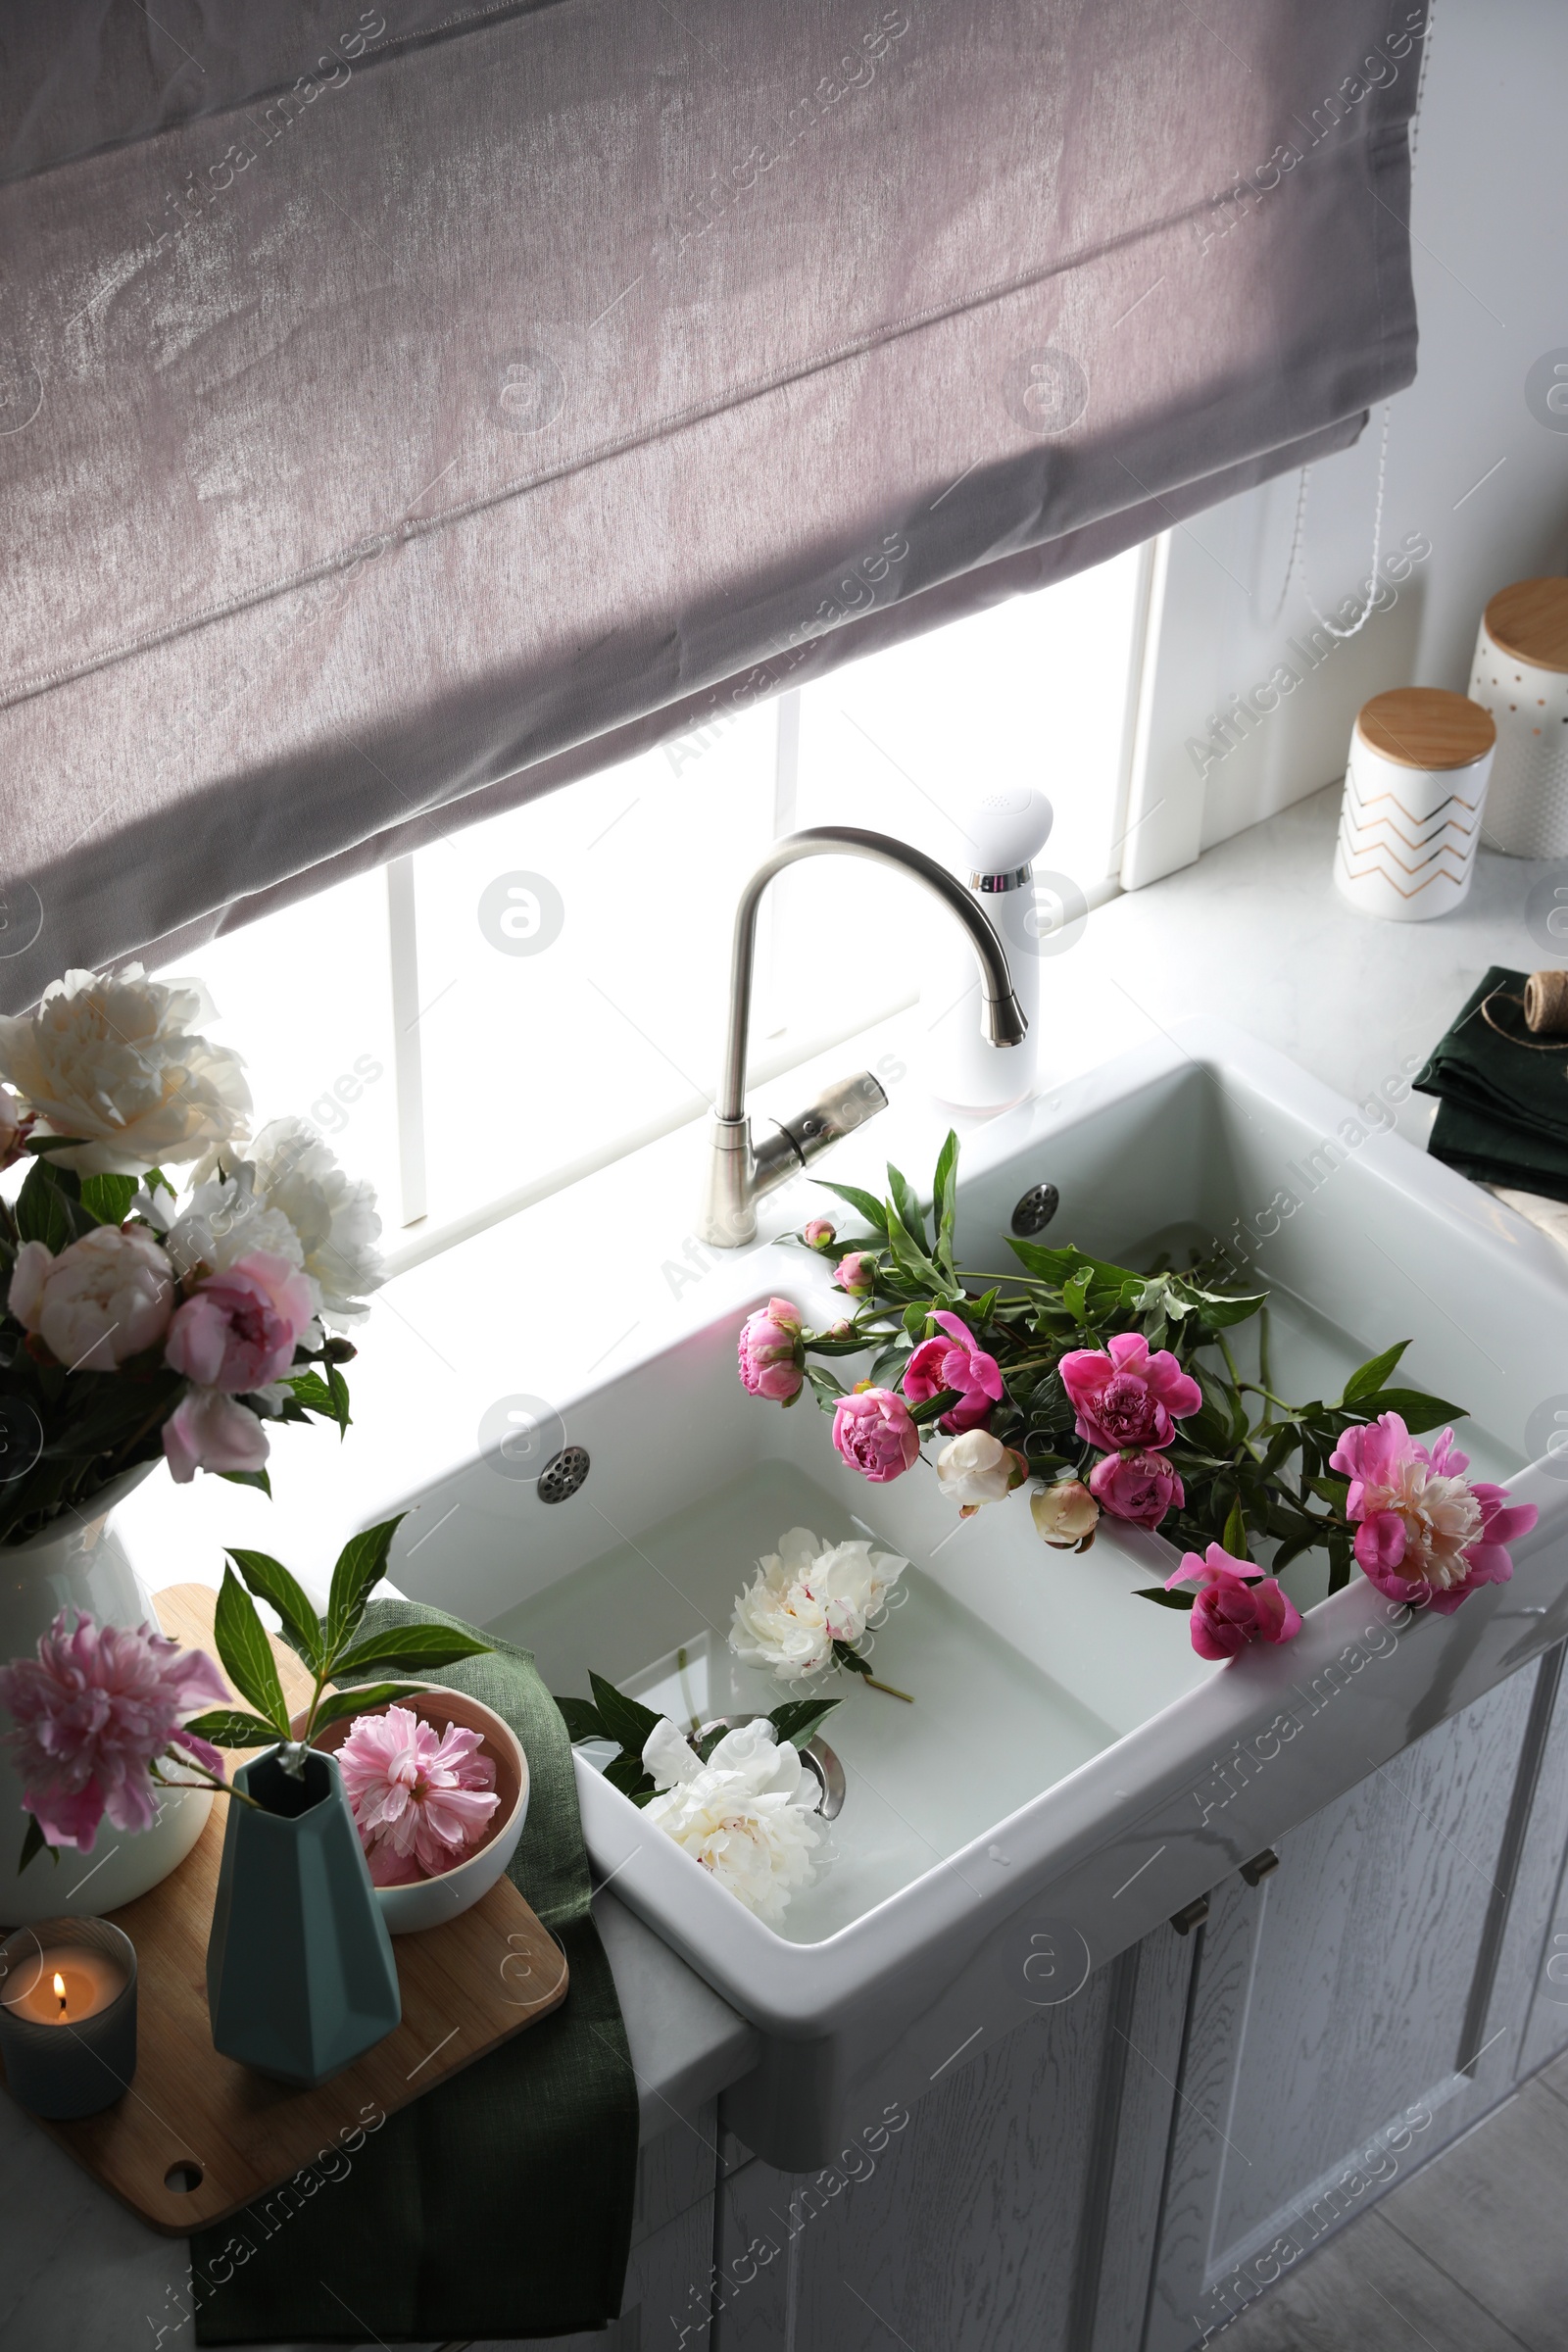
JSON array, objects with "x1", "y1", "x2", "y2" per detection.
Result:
[{"x1": 700, "y1": 825, "x2": 1027, "y2": 1247}]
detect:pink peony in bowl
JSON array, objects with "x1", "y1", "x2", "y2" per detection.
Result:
[{"x1": 292, "y1": 1686, "x2": 528, "y2": 1935}]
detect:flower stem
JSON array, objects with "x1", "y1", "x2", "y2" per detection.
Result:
[
  {"x1": 152, "y1": 1759, "x2": 264, "y2": 1810},
  {"x1": 863, "y1": 1676, "x2": 915, "y2": 1702}
]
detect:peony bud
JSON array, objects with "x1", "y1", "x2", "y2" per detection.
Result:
[
  {"x1": 803, "y1": 1218, "x2": 837, "y2": 1251},
  {"x1": 833, "y1": 1250, "x2": 877, "y2": 1298},
  {"x1": 1030, "y1": 1480, "x2": 1099, "y2": 1549},
  {"x1": 936, "y1": 1428, "x2": 1027, "y2": 1511},
  {"x1": 738, "y1": 1298, "x2": 806, "y2": 1404}
]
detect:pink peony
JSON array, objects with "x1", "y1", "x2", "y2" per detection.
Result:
[
  {"x1": 831, "y1": 1386, "x2": 920, "y2": 1484},
  {"x1": 803, "y1": 1219, "x2": 837, "y2": 1252},
  {"x1": 1166, "y1": 1544, "x2": 1302, "y2": 1660},
  {"x1": 9, "y1": 1225, "x2": 173, "y2": 1370},
  {"x1": 1088, "y1": 1446, "x2": 1185, "y2": 1530},
  {"x1": 0, "y1": 1610, "x2": 229, "y2": 1851},
  {"x1": 1058, "y1": 1332, "x2": 1202, "y2": 1454},
  {"x1": 164, "y1": 1249, "x2": 314, "y2": 1393},
  {"x1": 833, "y1": 1251, "x2": 877, "y2": 1298},
  {"x1": 904, "y1": 1311, "x2": 1004, "y2": 1435},
  {"x1": 738, "y1": 1298, "x2": 805, "y2": 1403},
  {"x1": 1329, "y1": 1413, "x2": 1538, "y2": 1614},
  {"x1": 337, "y1": 1703, "x2": 501, "y2": 1884},
  {"x1": 162, "y1": 1387, "x2": 270, "y2": 1484}
]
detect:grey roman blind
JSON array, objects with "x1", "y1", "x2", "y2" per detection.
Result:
[{"x1": 0, "y1": 0, "x2": 1427, "y2": 1004}]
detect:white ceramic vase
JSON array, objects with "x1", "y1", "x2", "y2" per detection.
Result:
[{"x1": 0, "y1": 1467, "x2": 212, "y2": 1926}]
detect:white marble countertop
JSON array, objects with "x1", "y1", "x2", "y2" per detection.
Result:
[{"x1": 12, "y1": 780, "x2": 1559, "y2": 2352}]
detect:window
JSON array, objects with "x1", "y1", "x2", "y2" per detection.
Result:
[{"x1": 166, "y1": 543, "x2": 1150, "y2": 1266}]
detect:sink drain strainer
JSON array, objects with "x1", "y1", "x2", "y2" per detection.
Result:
[
  {"x1": 538, "y1": 1445, "x2": 590, "y2": 1503},
  {"x1": 1011, "y1": 1182, "x2": 1060, "y2": 1236}
]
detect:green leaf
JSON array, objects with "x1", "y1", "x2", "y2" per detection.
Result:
[
  {"x1": 226, "y1": 1547, "x2": 324, "y2": 1670},
  {"x1": 555, "y1": 1693, "x2": 608, "y2": 1743},
  {"x1": 219, "y1": 1467, "x2": 272, "y2": 1496},
  {"x1": 806, "y1": 1334, "x2": 875, "y2": 1357},
  {"x1": 18, "y1": 1814, "x2": 57, "y2": 1874},
  {"x1": 326, "y1": 1362, "x2": 352, "y2": 1435},
  {"x1": 324, "y1": 1514, "x2": 407, "y2": 1659},
  {"x1": 21, "y1": 1133, "x2": 89, "y2": 1156},
  {"x1": 867, "y1": 1343, "x2": 913, "y2": 1390},
  {"x1": 15, "y1": 1159, "x2": 75, "y2": 1252},
  {"x1": 931, "y1": 1130, "x2": 959, "y2": 1274},
  {"x1": 604, "y1": 1751, "x2": 657, "y2": 1804},
  {"x1": 1136, "y1": 1585, "x2": 1195, "y2": 1611},
  {"x1": 831, "y1": 1638, "x2": 874, "y2": 1680},
  {"x1": 813, "y1": 1180, "x2": 890, "y2": 1240},
  {"x1": 1344, "y1": 1387, "x2": 1463, "y2": 1434},
  {"x1": 1008, "y1": 1238, "x2": 1139, "y2": 1291},
  {"x1": 183, "y1": 1706, "x2": 293, "y2": 1748},
  {"x1": 805, "y1": 1363, "x2": 848, "y2": 1402},
  {"x1": 332, "y1": 1623, "x2": 492, "y2": 1676},
  {"x1": 78, "y1": 1173, "x2": 138, "y2": 1228},
  {"x1": 1222, "y1": 1495, "x2": 1250, "y2": 1560},
  {"x1": 282, "y1": 1370, "x2": 337, "y2": 1414},
  {"x1": 1167, "y1": 1278, "x2": 1269, "y2": 1330},
  {"x1": 907, "y1": 1388, "x2": 959, "y2": 1427},
  {"x1": 308, "y1": 1684, "x2": 434, "y2": 1732},
  {"x1": 214, "y1": 1567, "x2": 291, "y2": 1736},
  {"x1": 589, "y1": 1671, "x2": 662, "y2": 1757},
  {"x1": 768, "y1": 1696, "x2": 842, "y2": 1748},
  {"x1": 1061, "y1": 1268, "x2": 1094, "y2": 1327},
  {"x1": 1340, "y1": 1341, "x2": 1411, "y2": 1406},
  {"x1": 885, "y1": 1162, "x2": 928, "y2": 1252}
]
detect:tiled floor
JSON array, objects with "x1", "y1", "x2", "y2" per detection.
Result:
[{"x1": 1219, "y1": 2051, "x2": 1568, "y2": 2351}]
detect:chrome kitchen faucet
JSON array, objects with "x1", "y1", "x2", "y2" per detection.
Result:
[{"x1": 697, "y1": 825, "x2": 1028, "y2": 1247}]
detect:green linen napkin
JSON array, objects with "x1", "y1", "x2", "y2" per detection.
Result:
[
  {"x1": 1415, "y1": 964, "x2": 1568, "y2": 1203},
  {"x1": 191, "y1": 1598, "x2": 638, "y2": 2346}
]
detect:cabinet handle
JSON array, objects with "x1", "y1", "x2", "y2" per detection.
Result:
[
  {"x1": 1170, "y1": 1894, "x2": 1210, "y2": 1936},
  {"x1": 1240, "y1": 1849, "x2": 1280, "y2": 1886}
]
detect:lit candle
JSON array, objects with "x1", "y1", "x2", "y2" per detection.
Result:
[
  {"x1": 3, "y1": 1946, "x2": 127, "y2": 2026},
  {"x1": 0, "y1": 1918, "x2": 137, "y2": 2119}
]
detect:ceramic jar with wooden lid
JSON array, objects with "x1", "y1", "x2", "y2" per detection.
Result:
[
  {"x1": 1468, "y1": 577, "x2": 1568, "y2": 858},
  {"x1": 1332, "y1": 686, "x2": 1495, "y2": 922}
]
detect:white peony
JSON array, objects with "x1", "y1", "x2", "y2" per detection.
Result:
[
  {"x1": 641, "y1": 1716, "x2": 822, "y2": 1923},
  {"x1": 159, "y1": 1166, "x2": 307, "y2": 1288},
  {"x1": 248, "y1": 1117, "x2": 384, "y2": 1328},
  {"x1": 9, "y1": 1226, "x2": 174, "y2": 1370},
  {"x1": 0, "y1": 967, "x2": 251, "y2": 1176},
  {"x1": 936, "y1": 1428, "x2": 1025, "y2": 1510},
  {"x1": 730, "y1": 1525, "x2": 907, "y2": 1681}
]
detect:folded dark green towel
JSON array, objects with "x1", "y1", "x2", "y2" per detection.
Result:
[
  {"x1": 1415, "y1": 964, "x2": 1568, "y2": 1203},
  {"x1": 192, "y1": 1598, "x2": 638, "y2": 2346}
]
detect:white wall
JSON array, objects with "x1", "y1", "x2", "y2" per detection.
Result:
[{"x1": 1126, "y1": 0, "x2": 1568, "y2": 886}]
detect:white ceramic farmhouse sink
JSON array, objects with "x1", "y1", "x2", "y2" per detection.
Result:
[{"x1": 385, "y1": 1021, "x2": 1566, "y2": 2163}]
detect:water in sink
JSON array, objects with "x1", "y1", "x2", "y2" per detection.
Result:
[{"x1": 490, "y1": 1457, "x2": 1117, "y2": 1940}]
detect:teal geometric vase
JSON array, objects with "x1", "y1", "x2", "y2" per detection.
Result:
[{"x1": 206, "y1": 1746, "x2": 401, "y2": 2086}]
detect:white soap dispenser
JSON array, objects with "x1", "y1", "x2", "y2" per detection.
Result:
[{"x1": 919, "y1": 785, "x2": 1053, "y2": 1112}]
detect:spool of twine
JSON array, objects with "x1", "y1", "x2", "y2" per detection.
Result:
[{"x1": 1525, "y1": 969, "x2": 1568, "y2": 1034}]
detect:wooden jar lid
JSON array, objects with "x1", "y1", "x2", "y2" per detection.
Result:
[
  {"x1": 1482, "y1": 576, "x2": 1568, "y2": 673},
  {"x1": 1354, "y1": 687, "x2": 1495, "y2": 770}
]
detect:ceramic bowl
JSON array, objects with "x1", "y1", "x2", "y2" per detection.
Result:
[{"x1": 290, "y1": 1687, "x2": 528, "y2": 1935}]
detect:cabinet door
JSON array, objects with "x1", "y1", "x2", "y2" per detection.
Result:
[
  {"x1": 710, "y1": 1924, "x2": 1195, "y2": 2352},
  {"x1": 1146, "y1": 1668, "x2": 1539, "y2": 2351}
]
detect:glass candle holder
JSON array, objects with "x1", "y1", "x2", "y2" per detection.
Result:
[{"x1": 0, "y1": 1917, "x2": 137, "y2": 2120}]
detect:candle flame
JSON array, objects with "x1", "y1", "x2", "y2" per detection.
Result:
[{"x1": 53, "y1": 1971, "x2": 66, "y2": 2013}]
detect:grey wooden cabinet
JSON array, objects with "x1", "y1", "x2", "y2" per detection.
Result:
[{"x1": 695, "y1": 1641, "x2": 1568, "y2": 2352}]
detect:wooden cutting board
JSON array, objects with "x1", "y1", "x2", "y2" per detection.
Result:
[{"x1": 0, "y1": 1584, "x2": 568, "y2": 2235}]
